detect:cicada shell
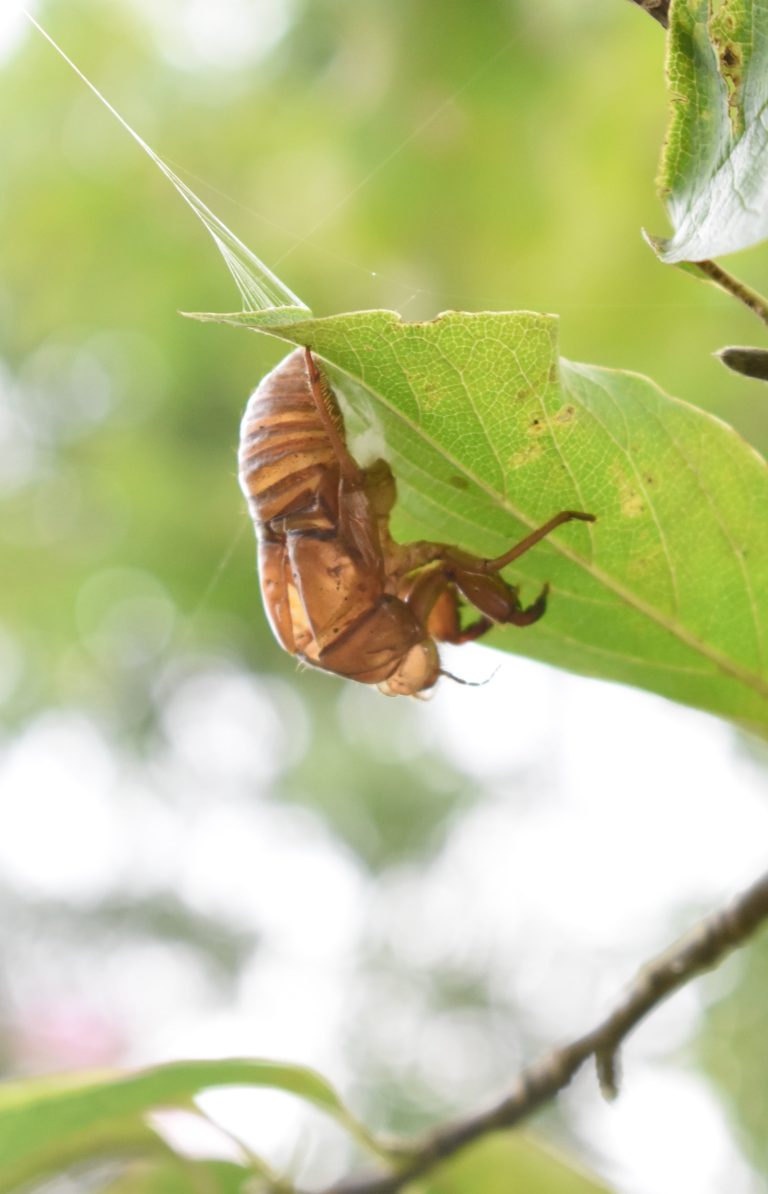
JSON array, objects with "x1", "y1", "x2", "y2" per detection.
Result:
[{"x1": 238, "y1": 348, "x2": 594, "y2": 695}]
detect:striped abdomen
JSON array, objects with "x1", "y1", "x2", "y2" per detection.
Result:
[{"x1": 238, "y1": 348, "x2": 341, "y2": 531}]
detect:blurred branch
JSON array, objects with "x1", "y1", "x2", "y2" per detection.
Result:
[
  {"x1": 693, "y1": 259, "x2": 768, "y2": 328},
  {"x1": 319, "y1": 870, "x2": 768, "y2": 1194},
  {"x1": 627, "y1": 0, "x2": 669, "y2": 25}
]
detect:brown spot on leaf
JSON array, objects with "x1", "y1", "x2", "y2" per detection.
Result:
[
  {"x1": 449, "y1": 474, "x2": 469, "y2": 490},
  {"x1": 508, "y1": 441, "x2": 543, "y2": 470},
  {"x1": 422, "y1": 380, "x2": 445, "y2": 409},
  {"x1": 609, "y1": 461, "x2": 647, "y2": 519},
  {"x1": 554, "y1": 404, "x2": 576, "y2": 425},
  {"x1": 712, "y1": 21, "x2": 744, "y2": 135},
  {"x1": 622, "y1": 492, "x2": 645, "y2": 519}
]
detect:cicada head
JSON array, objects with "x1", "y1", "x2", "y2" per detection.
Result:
[{"x1": 377, "y1": 638, "x2": 440, "y2": 697}]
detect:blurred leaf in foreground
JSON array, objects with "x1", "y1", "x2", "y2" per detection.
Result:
[
  {"x1": 410, "y1": 1133, "x2": 613, "y2": 1194},
  {"x1": 0, "y1": 1057, "x2": 387, "y2": 1188},
  {"x1": 0, "y1": 1062, "x2": 616, "y2": 1193},
  {"x1": 699, "y1": 932, "x2": 768, "y2": 1179},
  {"x1": 101, "y1": 1157, "x2": 256, "y2": 1194}
]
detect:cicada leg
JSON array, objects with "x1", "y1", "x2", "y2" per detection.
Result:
[
  {"x1": 401, "y1": 560, "x2": 549, "y2": 638},
  {"x1": 472, "y1": 510, "x2": 595, "y2": 573},
  {"x1": 397, "y1": 509, "x2": 594, "y2": 634}
]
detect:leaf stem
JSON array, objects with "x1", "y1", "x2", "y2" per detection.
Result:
[{"x1": 693, "y1": 259, "x2": 768, "y2": 329}]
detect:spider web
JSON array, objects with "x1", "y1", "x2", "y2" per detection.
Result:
[{"x1": 24, "y1": 11, "x2": 309, "y2": 319}]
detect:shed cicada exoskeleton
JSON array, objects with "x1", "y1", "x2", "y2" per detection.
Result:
[{"x1": 238, "y1": 348, "x2": 594, "y2": 696}]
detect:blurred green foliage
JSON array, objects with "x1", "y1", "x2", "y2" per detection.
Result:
[{"x1": 699, "y1": 931, "x2": 768, "y2": 1177}]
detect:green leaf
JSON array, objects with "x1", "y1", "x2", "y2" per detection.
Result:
[
  {"x1": 101, "y1": 1157, "x2": 258, "y2": 1194},
  {"x1": 699, "y1": 931, "x2": 768, "y2": 1176},
  {"x1": 213, "y1": 307, "x2": 768, "y2": 732},
  {"x1": 0, "y1": 1057, "x2": 387, "y2": 1184},
  {"x1": 408, "y1": 1134, "x2": 614, "y2": 1194},
  {"x1": 653, "y1": 0, "x2": 768, "y2": 263},
  {"x1": 183, "y1": 304, "x2": 310, "y2": 328},
  {"x1": 0, "y1": 1112, "x2": 175, "y2": 1194}
]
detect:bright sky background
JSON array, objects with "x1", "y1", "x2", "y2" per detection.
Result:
[{"x1": 1, "y1": 653, "x2": 767, "y2": 1193}]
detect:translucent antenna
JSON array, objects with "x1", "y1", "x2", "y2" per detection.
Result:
[
  {"x1": 438, "y1": 665, "x2": 499, "y2": 687},
  {"x1": 24, "y1": 11, "x2": 309, "y2": 315}
]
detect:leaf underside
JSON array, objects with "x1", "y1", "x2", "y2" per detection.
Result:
[
  {"x1": 203, "y1": 306, "x2": 768, "y2": 734},
  {"x1": 654, "y1": 0, "x2": 768, "y2": 263}
]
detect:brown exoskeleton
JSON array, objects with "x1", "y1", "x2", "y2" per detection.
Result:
[{"x1": 238, "y1": 348, "x2": 594, "y2": 696}]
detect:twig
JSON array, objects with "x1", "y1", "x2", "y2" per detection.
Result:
[
  {"x1": 319, "y1": 869, "x2": 768, "y2": 1194},
  {"x1": 627, "y1": 0, "x2": 669, "y2": 26},
  {"x1": 693, "y1": 259, "x2": 768, "y2": 329}
]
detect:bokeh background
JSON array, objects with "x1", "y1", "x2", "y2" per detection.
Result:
[{"x1": 2, "y1": 1, "x2": 768, "y2": 1191}]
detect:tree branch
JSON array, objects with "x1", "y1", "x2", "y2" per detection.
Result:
[
  {"x1": 321, "y1": 869, "x2": 768, "y2": 1194},
  {"x1": 693, "y1": 259, "x2": 768, "y2": 329},
  {"x1": 627, "y1": 0, "x2": 669, "y2": 26}
]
